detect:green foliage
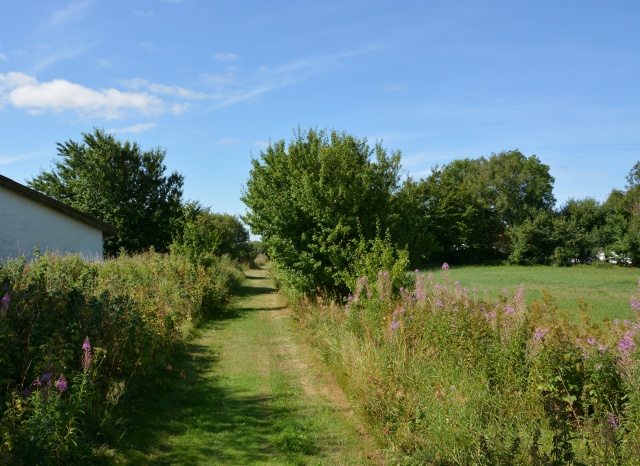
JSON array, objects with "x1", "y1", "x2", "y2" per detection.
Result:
[
  {"x1": 0, "y1": 251, "x2": 241, "y2": 463},
  {"x1": 295, "y1": 266, "x2": 640, "y2": 464},
  {"x1": 346, "y1": 228, "x2": 410, "y2": 294},
  {"x1": 172, "y1": 202, "x2": 253, "y2": 266},
  {"x1": 28, "y1": 128, "x2": 184, "y2": 256},
  {"x1": 242, "y1": 127, "x2": 402, "y2": 296},
  {"x1": 413, "y1": 150, "x2": 556, "y2": 265}
]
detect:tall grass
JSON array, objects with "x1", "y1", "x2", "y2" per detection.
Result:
[
  {"x1": 296, "y1": 265, "x2": 640, "y2": 464},
  {"x1": 421, "y1": 265, "x2": 639, "y2": 321},
  {"x1": 0, "y1": 251, "x2": 243, "y2": 464}
]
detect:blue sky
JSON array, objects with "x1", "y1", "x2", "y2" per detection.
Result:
[{"x1": 1, "y1": 0, "x2": 639, "y2": 225}]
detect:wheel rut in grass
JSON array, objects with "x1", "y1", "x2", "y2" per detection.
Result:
[{"x1": 122, "y1": 266, "x2": 381, "y2": 465}]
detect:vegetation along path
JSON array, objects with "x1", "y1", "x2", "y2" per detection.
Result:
[{"x1": 122, "y1": 265, "x2": 380, "y2": 465}]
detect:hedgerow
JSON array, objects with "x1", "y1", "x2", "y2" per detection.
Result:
[{"x1": 0, "y1": 251, "x2": 242, "y2": 464}]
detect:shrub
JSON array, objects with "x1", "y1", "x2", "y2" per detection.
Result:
[{"x1": 0, "y1": 250, "x2": 241, "y2": 463}]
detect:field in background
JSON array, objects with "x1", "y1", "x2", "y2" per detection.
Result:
[{"x1": 419, "y1": 264, "x2": 639, "y2": 321}]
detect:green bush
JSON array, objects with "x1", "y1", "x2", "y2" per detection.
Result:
[{"x1": 0, "y1": 251, "x2": 242, "y2": 463}]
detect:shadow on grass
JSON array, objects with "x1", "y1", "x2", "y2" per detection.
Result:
[{"x1": 119, "y1": 271, "x2": 313, "y2": 464}]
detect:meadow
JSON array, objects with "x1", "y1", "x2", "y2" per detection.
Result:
[
  {"x1": 294, "y1": 264, "x2": 640, "y2": 465},
  {"x1": 419, "y1": 264, "x2": 640, "y2": 322}
]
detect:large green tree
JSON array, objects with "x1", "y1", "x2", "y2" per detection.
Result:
[
  {"x1": 412, "y1": 150, "x2": 555, "y2": 264},
  {"x1": 242, "y1": 128, "x2": 402, "y2": 296},
  {"x1": 28, "y1": 128, "x2": 184, "y2": 255}
]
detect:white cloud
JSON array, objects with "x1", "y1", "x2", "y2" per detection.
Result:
[
  {"x1": 123, "y1": 78, "x2": 212, "y2": 100},
  {"x1": 0, "y1": 53, "x2": 6, "y2": 60},
  {"x1": 213, "y1": 52, "x2": 239, "y2": 61},
  {"x1": 215, "y1": 138, "x2": 238, "y2": 145},
  {"x1": 0, "y1": 150, "x2": 48, "y2": 165},
  {"x1": 199, "y1": 71, "x2": 237, "y2": 89},
  {"x1": 133, "y1": 9, "x2": 155, "y2": 18},
  {"x1": 108, "y1": 122, "x2": 157, "y2": 134},
  {"x1": 254, "y1": 141, "x2": 269, "y2": 148},
  {"x1": 48, "y1": 0, "x2": 96, "y2": 29},
  {"x1": 0, "y1": 72, "x2": 172, "y2": 119},
  {"x1": 384, "y1": 83, "x2": 406, "y2": 92}
]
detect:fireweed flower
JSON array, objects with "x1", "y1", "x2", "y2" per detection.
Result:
[
  {"x1": 618, "y1": 332, "x2": 636, "y2": 354},
  {"x1": 41, "y1": 372, "x2": 53, "y2": 386},
  {"x1": 534, "y1": 328, "x2": 549, "y2": 341},
  {"x1": 484, "y1": 311, "x2": 497, "y2": 320},
  {"x1": 505, "y1": 306, "x2": 515, "y2": 315},
  {"x1": 442, "y1": 262, "x2": 450, "y2": 270},
  {"x1": 55, "y1": 375, "x2": 67, "y2": 393},
  {"x1": 82, "y1": 336, "x2": 92, "y2": 372},
  {"x1": 1, "y1": 292, "x2": 10, "y2": 315}
]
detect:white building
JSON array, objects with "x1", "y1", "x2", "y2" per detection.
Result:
[{"x1": 0, "y1": 174, "x2": 118, "y2": 261}]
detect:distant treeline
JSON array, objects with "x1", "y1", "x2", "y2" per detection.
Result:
[{"x1": 243, "y1": 128, "x2": 640, "y2": 297}]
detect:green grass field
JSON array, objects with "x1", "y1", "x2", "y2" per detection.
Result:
[{"x1": 419, "y1": 264, "x2": 640, "y2": 322}]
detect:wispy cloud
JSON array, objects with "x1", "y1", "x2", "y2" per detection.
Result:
[
  {"x1": 213, "y1": 52, "x2": 239, "y2": 62},
  {"x1": 133, "y1": 9, "x2": 155, "y2": 18},
  {"x1": 0, "y1": 53, "x2": 6, "y2": 61},
  {"x1": 0, "y1": 72, "x2": 171, "y2": 119},
  {"x1": 33, "y1": 43, "x2": 92, "y2": 73},
  {"x1": 207, "y1": 46, "x2": 381, "y2": 109},
  {"x1": 214, "y1": 138, "x2": 238, "y2": 145},
  {"x1": 48, "y1": 0, "x2": 96, "y2": 30},
  {"x1": 108, "y1": 122, "x2": 157, "y2": 134},
  {"x1": 0, "y1": 150, "x2": 48, "y2": 166},
  {"x1": 123, "y1": 78, "x2": 215, "y2": 100}
]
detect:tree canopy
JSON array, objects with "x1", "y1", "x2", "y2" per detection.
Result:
[
  {"x1": 28, "y1": 128, "x2": 184, "y2": 256},
  {"x1": 242, "y1": 128, "x2": 403, "y2": 296}
]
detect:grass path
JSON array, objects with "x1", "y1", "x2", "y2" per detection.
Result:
[{"x1": 120, "y1": 266, "x2": 381, "y2": 465}]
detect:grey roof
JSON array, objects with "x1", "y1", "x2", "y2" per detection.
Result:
[{"x1": 0, "y1": 174, "x2": 119, "y2": 237}]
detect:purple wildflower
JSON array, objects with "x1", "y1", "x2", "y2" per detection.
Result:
[
  {"x1": 484, "y1": 311, "x2": 497, "y2": 320},
  {"x1": 55, "y1": 375, "x2": 67, "y2": 393},
  {"x1": 613, "y1": 319, "x2": 620, "y2": 326},
  {"x1": 631, "y1": 298, "x2": 640, "y2": 310},
  {"x1": 587, "y1": 337, "x2": 596, "y2": 345},
  {"x1": 607, "y1": 413, "x2": 620, "y2": 430},
  {"x1": 41, "y1": 372, "x2": 53, "y2": 386},
  {"x1": 534, "y1": 328, "x2": 549, "y2": 341},
  {"x1": 624, "y1": 319, "x2": 631, "y2": 328},
  {"x1": 442, "y1": 262, "x2": 450, "y2": 270},
  {"x1": 505, "y1": 306, "x2": 515, "y2": 315},
  {"x1": 1, "y1": 292, "x2": 10, "y2": 315},
  {"x1": 599, "y1": 345, "x2": 607, "y2": 353},
  {"x1": 435, "y1": 300, "x2": 444, "y2": 307},
  {"x1": 82, "y1": 336, "x2": 92, "y2": 372},
  {"x1": 618, "y1": 332, "x2": 636, "y2": 354},
  {"x1": 21, "y1": 389, "x2": 31, "y2": 397},
  {"x1": 390, "y1": 321, "x2": 400, "y2": 330}
]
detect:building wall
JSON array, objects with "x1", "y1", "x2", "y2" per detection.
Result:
[{"x1": 0, "y1": 186, "x2": 104, "y2": 261}]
